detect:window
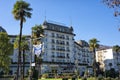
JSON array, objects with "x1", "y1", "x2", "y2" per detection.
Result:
[
  {"x1": 66, "y1": 36, "x2": 69, "y2": 40},
  {"x1": 51, "y1": 33, "x2": 54, "y2": 37},
  {"x1": 66, "y1": 41, "x2": 69, "y2": 45},
  {"x1": 51, "y1": 45, "x2": 55, "y2": 50},
  {"x1": 56, "y1": 40, "x2": 59, "y2": 44},
  {"x1": 67, "y1": 53, "x2": 69, "y2": 58},
  {"x1": 51, "y1": 52, "x2": 55, "y2": 57},
  {"x1": 45, "y1": 38, "x2": 47, "y2": 42},
  {"x1": 51, "y1": 39, "x2": 55, "y2": 43},
  {"x1": 66, "y1": 47, "x2": 70, "y2": 52},
  {"x1": 11, "y1": 39, "x2": 14, "y2": 43},
  {"x1": 52, "y1": 59, "x2": 54, "y2": 62},
  {"x1": 56, "y1": 34, "x2": 59, "y2": 38},
  {"x1": 62, "y1": 41, "x2": 65, "y2": 45},
  {"x1": 62, "y1": 35, "x2": 65, "y2": 39}
]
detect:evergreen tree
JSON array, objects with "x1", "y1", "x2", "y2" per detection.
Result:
[
  {"x1": 0, "y1": 32, "x2": 13, "y2": 72},
  {"x1": 89, "y1": 38, "x2": 99, "y2": 77}
]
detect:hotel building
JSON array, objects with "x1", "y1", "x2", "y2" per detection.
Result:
[{"x1": 0, "y1": 21, "x2": 93, "y2": 76}]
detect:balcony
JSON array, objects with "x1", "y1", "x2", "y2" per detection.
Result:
[
  {"x1": 51, "y1": 35, "x2": 55, "y2": 37},
  {"x1": 66, "y1": 49, "x2": 70, "y2": 52},
  {"x1": 56, "y1": 48, "x2": 65, "y2": 51},
  {"x1": 51, "y1": 41, "x2": 55, "y2": 44},
  {"x1": 66, "y1": 43, "x2": 69, "y2": 46},
  {"x1": 67, "y1": 56, "x2": 70, "y2": 58},
  {"x1": 56, "y1": 41, "x2": 65, "y2": 45},
  {"x1": 57, "y1": 56, "x2": 65, "y2": 58},
  {"x1": 51, "y1": 48, "x2": 55, "y2": 50},
  {"x1": 51, "y1": 55, "x2": 55, "y2": 58}
]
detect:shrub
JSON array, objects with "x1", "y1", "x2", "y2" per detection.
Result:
[
  {"x1": 41, "y1": 73, "x2": 48, "y2": 79},
  {"x1": 88, "y1": 77, "x2": 96, "y2": 80},
  {"x1": 81, "y1": 77, "x2": 87, "y2": 80},
  {"x1": 97, "y1": 75, "x2": 104, "y2": 80},
  {"x1": 72, "y1": 77, "x2": 76, "y2": 80},
  {"x1": 62, "y1": 78, "x2": 68, "y2": 80},
  {"x1": 115, "y1": 77, "x2": 119, "y2": 80},
  {"x1": 106, "y1": 77, "x2": 111, "y2": 80},
  {"x1": 32, "y1": 69, "x2": 38, "y2": 80}
]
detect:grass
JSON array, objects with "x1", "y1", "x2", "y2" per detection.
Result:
[
  {"x1": 38, "y1": 77, "x2": 98, "y2": 80},
  {"x1": 39, "y1": 78, "x2": 81, "y2": 80},
  {"x1": 39, "y1": 79, "x2": 62, "y2": 80}
]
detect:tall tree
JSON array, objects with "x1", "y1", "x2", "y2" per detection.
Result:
[
  {"x1": 89, "y1": 38, "x2": 99, "y2": 77},
  {"x1": 0, "y1": 32, "x2": 13, "y2": 73},
  {"x1": 14, "y1": 36, "x2": 29, "y2": 79},
  {"x1": 113, "y1": 45, "x2": 120, "y2": 78},
  {"x1": 103, "y1": 0, "x2": 120, "y2": 17},
  {"x1": 12, "y1": 0, "x2": 32, "y2": 79},
  {"x1": 113, "y1": 45, "x2": 120, "y2": 65},
  {"x1": 32, "y1": 24, "x2": 44, "y2": 61},
  {"x1": 32, "y1": 24, "x2": 44, "y2": 78},
  {"x1": 32, "y1": 25, "x2": 44, "y2": 44}
]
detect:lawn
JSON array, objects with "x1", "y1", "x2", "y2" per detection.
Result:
[
  {"x1": 39, "y1": 79, "x2": 62, "y2": 80},
  {"x1": 38, "y1": 78, "x2": 82, "y2": 80}
]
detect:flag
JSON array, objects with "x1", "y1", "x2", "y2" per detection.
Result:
[{"x1": 33, "y1": 43, "x2": 43, "y2": 57}]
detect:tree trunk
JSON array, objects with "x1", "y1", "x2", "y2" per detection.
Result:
[
  {"x1": 93, "y1": 48, "x2": 96, "y2": 77},
  {"x1": 38, "y1": 58, "x2": 41, "y2": 78},
  {"x1": 21, "y1": 50, "x2": 25, "y2": 80},
  {"x1": 17, "y1": 16, "x2": 23, "y2": 80},
  {"x1": 34, "y1": 55, "x2": 37, "y2": 69}
]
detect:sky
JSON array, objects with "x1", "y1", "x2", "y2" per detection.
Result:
[{"x1": 0, "y1": 0, "x2": 120, "y2": 46}]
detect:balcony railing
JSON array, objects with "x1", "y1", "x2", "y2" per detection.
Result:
[{"x1": 57, "y1": 56, "x2": 65, "y2": 58}]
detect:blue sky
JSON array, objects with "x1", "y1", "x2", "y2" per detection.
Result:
[{"x1": 0, "y1": 0, "x2": 120, "y2": 46}]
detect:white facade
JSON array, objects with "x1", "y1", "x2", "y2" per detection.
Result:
[
  {"x1": 74, "y1": 40, "x2": 93, "y2": 75},
  {"x1": 40, "y1": 21, "x2": 75, "y2": 74},
  {"x1": 4, "y1": 21, "x2": 94, "y2": 76},
  {"x1": 8, "y1": 35, "x2": 32, "y2": 75},
  {"x1": 96, "y1": 48, "x2": 120, "y2": 71}
]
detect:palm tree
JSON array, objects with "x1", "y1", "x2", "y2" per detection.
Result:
[
  {"x1": 89, "y1": 38, "x2": 99, "y2": 77},
  {"x1": 32, "y1": 25, "x2": 44, "y2": 78},
  {"x1": 14, "y1": 36, "x2": 29, "y2": 79},
  {"x1": 32, "y1": 24, "x2": 44, "y2": 65},
  {"x1": 12, "y1": 1, "x2": 32, "y2": 79},
  {"x1": 113, "y1": 45, "x2": 120, "y2": 66},
  {"x1": 113, "y1": 45, "x2": 120, "y2": 78},
  {"x1": 32, "y1": 25, "x2": 44, "y2": 44}
]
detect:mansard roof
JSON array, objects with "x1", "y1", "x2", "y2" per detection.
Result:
[
  {"x1": 0, "y1": 26, "x2": 6, "y2": 33},
  {"x1": 43, "y1": 21, "x2": 75, "y2": 35},
  {"x1": 76, "y1": 40, "x2": 89, "y2": 47},
  {"x1": 97, "y1": 45, "x2": 112, "y2": 50}
]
